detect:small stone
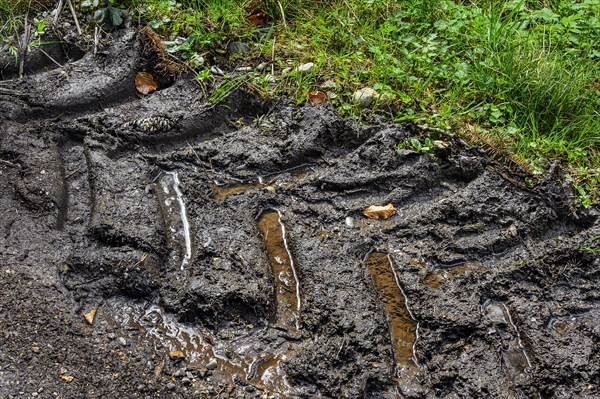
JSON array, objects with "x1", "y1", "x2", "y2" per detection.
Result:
[
  {"x1": 117, "y1": 337, "x2": 127, "y2": 347},
  {"x1": 297, "y1": 62, "x2": 314, "y2": 72},
  {"x1": 107, "y1": 333, "x2": 116, "y2": 340},
  {"x1": 174, "y1": 368, "x2": 186, "y2": 378},
  {"x1": 181, "y1": 377, "x2": 192, "y2": 386},
  {"x1": 265, "y1": 186, "x2": 276, "y2": 193},
  {"x1": 256, "y1": 62, "x2": 268, "y2": 72},
  {"x1": 169, "y1": 350, "x2": 185, "y2": 360},
  {"x1": 210, "y1": 66, "x2": 224, "y2": 76},
  {"x1": 206, "y1": 358, "x2": 218, "y2": 370},
  {"x1": 166, "y1": 382, "x2": 176, "y2": 390},
  {"x1": 352, "y1": 87, "x2": 378, "y2": 108},
  {"x1": 345, "y1": 216, "x2": 355, "y2": 228},
  {"x1": 320, "y1": 80, "x2": 337, "y2": 89},
  {"x1": 235, "y1": 66, "x2": 253, "y2": 73}
]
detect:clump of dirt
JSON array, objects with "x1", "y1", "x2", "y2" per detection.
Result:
[{"x1": 1, "y1": 28, "x2": 599, "y2": 398}]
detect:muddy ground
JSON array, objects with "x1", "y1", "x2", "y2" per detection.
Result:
[{"x1": 1, "y1": 28, "x2": 599, "y2": 399}]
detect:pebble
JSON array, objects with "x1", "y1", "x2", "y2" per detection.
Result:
[
  {"x1": 181, "y1": 377, "x2": 192, "y2": 386},
  {"x1": 210, "y1": 66, "x2": 224, "y2": 76},
  {"x1": 166, "y1": 382, "x2": 176, "y2": 390},
  {"x1": 256, "y1": 62, "x2": 268, "y2": 72},
  {"x1": 352, "y1": 87, "x2": 378, "y2": 108},
  {"x1": 117, "y1": 337, "x2": 127, "y2": 347},
  {"x1": 235, "y1": 67, "x2": 253, "y2": 73},
  {"x1": 345, "y1": 216, "x2": 355, "y2": 228},
  {"x1": 297, "y1": 62, "x2": 314, "y2": 72},
  {"x1": 206, "y1": 358, "x2": 218, "y2": 370},
  {"x1": 107, "y1": 333, "x2": 116, "y2": 340},
  {"x1": 174, "y1": 368, "x2": 186, "y2": 377},
  {"x1": 320, "y1": 80, "x2": 337, "y2": 89}
]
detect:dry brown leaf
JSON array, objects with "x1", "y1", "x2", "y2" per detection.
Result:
[
  {"x1": 83, "y1": 309, "x2": 96, "y2": 325},
  {"x1": 248, "y1": 11, "x2": 267, "y2": 26},
  {"x1": 168, "y1": 350, "x2": 185, "y2": 360},
  {"x1": 135, "y1": 72, "x2": 157, "y2": 95},
  {"x1": 307, "y1": 91, "x2": 327, "y2": 105},
  {"x1": 60, "y1": 375, "x2": 75, "y2": 382},
  {"x1": 363, "y1": 203, "x2": 397, "y2": 219}
]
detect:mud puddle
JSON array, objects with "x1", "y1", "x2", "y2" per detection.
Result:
[
  {"x1": 424, "y1": 261, "x2": 489, "y2": 289},
  {"x1": 257, "y1": 210, "x2": 301, "y2": 332},
  {"x1": 104, "y1": 297, "x2": 302, "y2": 398},
  {"x1": 483, "y1": 301, "x2": 533, "y2": 382},
  {"x1": 208, "y1": 165, "x2": 316, "y2": 201},
  {"x1": 156, "y1": 171, "x2": 192, "y2": 271},
  {"x1": 365, "y1": 252, "x2": 420, "y2": 372}
]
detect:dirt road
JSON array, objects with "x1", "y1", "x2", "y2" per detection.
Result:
[{"x1": 1, "y1": 29, "x2": 598, "y2": 398}]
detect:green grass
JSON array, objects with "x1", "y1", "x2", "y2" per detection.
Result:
[{"x1": 2, "y1": 0, "x2": 599, "y2": 203}]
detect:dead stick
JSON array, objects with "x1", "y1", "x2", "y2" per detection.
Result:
[
  {"x1": 53, "y1": 0, "x2": 64, "y2": 25},
  {"x1": 277, "y1": 1, "x2": 287, "y2": 28},
  {"x1": 271, "y1": 37, "x2": 276, "y2": 75},
  {"x1": 18, "y1": 21, "x2": 31, "y2": 78},
  {"x1": 93, "y1": 26, "x2": 99, "y2": 55},
  {"x1": 66, "y1": 0, "x2": 82, "y2": 35},
  {"x1": 39, "y1": 48, "x2": 64, "y2": 68}
]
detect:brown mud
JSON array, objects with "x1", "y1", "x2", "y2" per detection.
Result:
[{"x1": 1, "y1": 28, "x2": 599, "y2": 398}]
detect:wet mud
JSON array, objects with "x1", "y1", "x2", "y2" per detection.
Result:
[{"x1": 1, "y1": 28, "x2": 599, "y2": 398}]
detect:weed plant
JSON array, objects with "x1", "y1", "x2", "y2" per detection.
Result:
[{"x1": 1, "y1": 0, "x2": 599, "y2": 203}]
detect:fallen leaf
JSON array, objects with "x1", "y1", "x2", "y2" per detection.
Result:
[
  {"x1": 60, "y1": 375, "x2": 75, "y2": 382},
  {"x1": 135, "y1": 72, "x2": 157, "y2": 95},
  {"x1": 248, "y1": 11, "x2": 267, "y2": 26},
  {"x1": 363, "y1": 203, "x2": 397, "y2": 219},
  {"x1": 307, "y1": 91, "x2": 327, "y2": 105},
  {"x1": 83, "y1": 309, "x2": 96, "y2": 325},
  {"x1": 168, "y1": 350, "x2": 185, "y2": 360}
]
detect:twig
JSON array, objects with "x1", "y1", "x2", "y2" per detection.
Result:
[
  {"x1": 39, "y1": 48, "x2": 64, "y2": 68},
  {"x1": 277, "y1": 1, "x2": 287, "y2": 29},
  {"x1": 66, "y1": 0, "x2": 82, "y2": 35},
  {"x1": 18, "y1": 20, "x2": 31, "y2": 78},
  {"x1": 0, "y1": 88, "x2": 22, "y2": 96},
  {"x1": 0, "y1": 159, "x2": 18, "y2": 167},
  {"x1": 53, "y1": 0, "x2": 64, "y2": 25},
  {"x1": 93, "y1": 26, "x2": 99, "y2": 55},
  {"x1": 271, "y1": 37, "x2": 276, "y2": 75}
]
